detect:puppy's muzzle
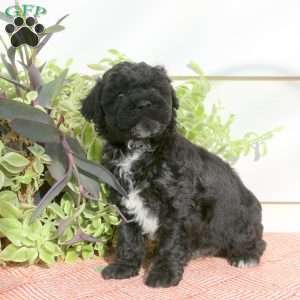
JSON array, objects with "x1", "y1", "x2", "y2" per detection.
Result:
[{"x1": 131, "y1": 119, "x2": 162, "y2": 139}]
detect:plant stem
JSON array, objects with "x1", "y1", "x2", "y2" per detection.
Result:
[
  {"x1": 0, "y1": 35, "x2": 8, "y2": 52},
  {"x1": 62, "y1": 136, "x2": 82, "y2": 208},
  {"x1": 0, "y1": 73, "x2": 31, "y2": 91}
]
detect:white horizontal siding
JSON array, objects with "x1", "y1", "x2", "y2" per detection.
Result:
[{"x1": 262, "y1": 204, "x2": 300, "y2": 232}]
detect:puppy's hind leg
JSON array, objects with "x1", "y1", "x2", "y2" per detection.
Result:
[
  {"x1": 226, "y1": 231, "x2": 266, "y2": 268},
  {"x1": 102, "y1": 221, "x2": 145, "y2": 280}
]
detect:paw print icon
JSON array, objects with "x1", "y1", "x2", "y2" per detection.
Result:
[{"x1": 5, "y1": 16, "x2": 45, "y2": 48}]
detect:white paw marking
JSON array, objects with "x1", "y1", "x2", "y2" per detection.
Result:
[{"x1": 234, "y1": 259, "x2": 258, "y2": 268}]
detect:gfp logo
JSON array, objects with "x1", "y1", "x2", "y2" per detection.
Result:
[{"x1": 5, "y1": 4, "x2": 47, "y2": 18}]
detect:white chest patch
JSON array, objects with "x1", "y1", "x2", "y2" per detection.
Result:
[{"x1": 117, "y1": 147, "x2": 159, "y2": 238}]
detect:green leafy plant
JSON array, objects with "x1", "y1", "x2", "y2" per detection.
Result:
[
  {"x1": 0, "y1": 6, "x2": 125, "y2": 265},
  {"x1": 176, "y1": 62, "x2": 281, "y2": 163}
]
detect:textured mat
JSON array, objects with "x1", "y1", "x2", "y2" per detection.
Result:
[{"x1": 0, "y1": 233, "x2": 300, "y2": 300}]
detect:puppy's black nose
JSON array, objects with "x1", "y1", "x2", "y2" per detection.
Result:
[{"x1": 136, "y1": 100, "x2": 152, "y2": 110}]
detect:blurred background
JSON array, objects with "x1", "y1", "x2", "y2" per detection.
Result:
[{"x1": 1, "y1": 0, "x2": 299, "y2": 231}]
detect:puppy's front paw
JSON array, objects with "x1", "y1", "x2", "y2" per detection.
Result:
[
  {"x1": 145, "y1": 264, "x2": 182, "y2": 288},
  {"x1": 101, "y1": 263, "x2": 139, "y2": 280}
]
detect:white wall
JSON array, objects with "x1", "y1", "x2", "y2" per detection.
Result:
[
  {"x1": 206, "y1": 79, "x2": 300, "y2": 203},
  {"x1": 0, "y1": 1, "x2": 299, "y2": 230},
  {"x1": 1, "y1": 0, "x2": 300, "y2": 75}
]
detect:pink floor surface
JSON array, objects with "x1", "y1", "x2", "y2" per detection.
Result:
[{"x1": 0, "y1": 233, "x2": 300, "y2": 300}]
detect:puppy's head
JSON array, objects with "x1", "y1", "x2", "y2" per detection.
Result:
[{"x1": 81, "y1": 62, "x2": 178, "y2": 145}]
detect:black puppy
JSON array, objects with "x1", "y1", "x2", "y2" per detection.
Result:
[{"x1": 81, "y1": 62, "x2": 266, "y2": 288}]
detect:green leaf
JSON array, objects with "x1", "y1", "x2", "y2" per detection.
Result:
[
  {"x1": 28, "y1": 144, "x2": 45, "y2": 157},
  {"x1": 0, "y1": 191, "x2": 18, "y2": 205},
  {"x1": 47, "y1": 202, "x2": 65, "y2": 219},
  {"x1": 23, "y1": 218, "x2": 43, "y2": 241},
  {"x1": 27, "y1": 248, "x2": 39, "y2": 264},
  {"x1": 65, "y1": 249, "x2": 78, "y2": 263},
  {"x1": 0, "y1": 245, "x2": 36, "y2": 263},
  {"x1": 108, "y1": 215, "x2": 120, "y2": 225},
  {"x1": 44, "y1": 24, "x2": 65, "y2": 34},
  {"x1": 0, "y1": 200, "x2": 22, "y2": 219},
  {"x1": 81, "y1": 244, "x2": 94, "y2": 260},
  {"x1": 32, "y1": 159, "x2": 44, "y2": 174},
  {"x1": 0, "y1": 98, "x2": 53, "y2": 124},
  {"x1": 0, "y1": 191, "x2": 19, "y2": 206},
  {"x1": 10, "y1": 119, "x2": 61, "y2": 143},
  {"x1": 38, "y1": 244, "x2": 56, "y2": 264},
  {"x1": 37, "y1": 69, "x2": 68, "y2": 107},
  {"x1": 0, "y1": 161, "x2": 24, "y2": 174},
  {"x1": 74, "y1": 154, "x2": 127, "y2": 198},
  {"x1": 1, "y1": 152, "x2": 29, "y2": 168},
  {"x1": 87, "y1": 64, "x2": 105, "y2": 71},
  {"x1": 30, "y1": 164, "x2": 72, "y2": 222},
  {"x1": 43, "y1": 241, "x2": 62, "y2": 255},
  {"x1": 0, "y1": 170, "x2": 4, "y2": 190},
  {"x1": 0, "y1": 218, "x2": 24, "y2": 246},
  {"x1": 81, "y1": 123, "x2": 94, "y2": 147},
  {"x1": 59, "y1": 226, "x2": 73, "y2": 243},
  {"x1": 87, "y1": 139, "x2": 102, "y2": 162},
  {"x1": 0, "y1": 140, "x2": 4, "y2": 155},
  {"x1": 40, "y1": 222, "x2": 56, "y2": 241},
  {"x1": 40, "y1": 154, "x2": 52, "y2": 164},
  {"x1": 108, "y1": 49, "x2": 121, "y2": 56}
]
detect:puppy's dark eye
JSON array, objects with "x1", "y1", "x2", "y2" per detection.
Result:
[{"x1": 136, "y1": 100, "x2": 152, "y2": 110}]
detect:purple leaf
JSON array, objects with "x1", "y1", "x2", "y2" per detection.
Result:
[
  {"x1": 45, "y1": 142, "x2": 68, "y2": 180},
  {"x1": 0, "y1": 98, "x2": 52, "y2": 123},
  {"x1": 37, "y1": 69, "x2": 68, "y2": 107},
  {"x1": 44, "y1": 24, "x2": 65, "y2": 34},
  {"x1": 65, "y1": 136, "x2": 99, "y2": 199},
  {"x1": 1, "y1": 54, "x2": 16, "y2": 79},
  {"x1": 74, "y1": 154, "x2": 127, "y2": 198},
  {"x1": 10, "y1": 119, "x2": 61, "y2": 143},
  {"x1": 7, "y1": 47, "x2": 16, "y2": 65},
  {"x1": 78, "y1": 171, "x2": 99, "y2": 200},
  {"x1": 18, "y1": 61, "x2": 43, "y2": 91},
  {"x1": 65, "y1": 229, "x2": 100, "y2": 245},
  {"x1": 58, "y1": 217, "x2": 73, "y2": 236},
  {"x1": 30, "y1": 163, "x2": 72, "y2": 223},
  {"x1": 28, "y1": 64, "x2": 43, "y2": 91},
  {"x1": 0, "y1": 11, "x2": 13, "y2": 23},
  {"x1": 66, "y1": 136, "x2": 85, "y2": 158}
]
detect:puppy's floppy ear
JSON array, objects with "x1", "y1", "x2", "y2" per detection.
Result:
[
  {"x1": 171, "y1": 86, "x2": 179, "y2": 110},
  {"x1": 81, "y1": 79, "x2": 104, "y2": 123}
]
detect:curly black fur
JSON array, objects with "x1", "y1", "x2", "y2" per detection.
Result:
[{"x1": 81, "y1": 62, "x2": 266, "y2": 288}]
